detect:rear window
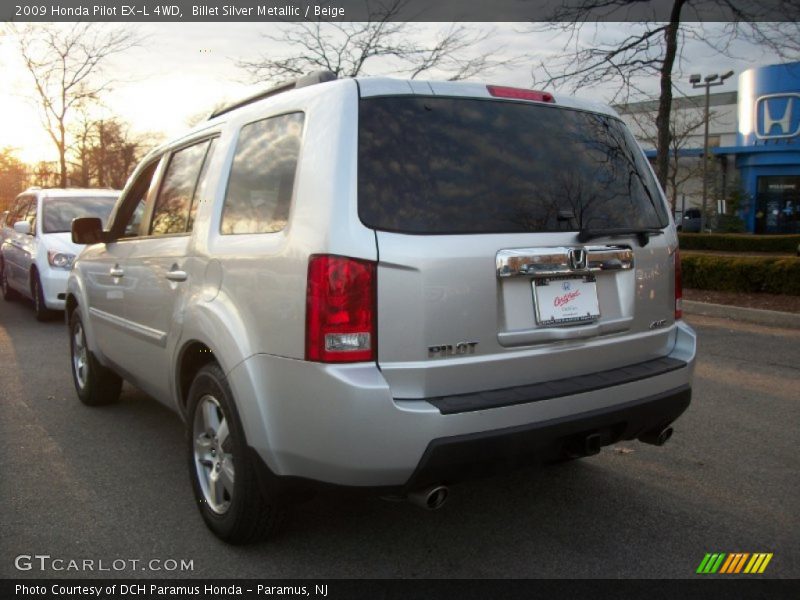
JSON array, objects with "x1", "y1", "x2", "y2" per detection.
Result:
[
  {"x1": 42, "y1": 196, "x2": 118, "y2": 234},
  {"x1": 358, "y1": 96, "x2": 668, "y2": 234}
]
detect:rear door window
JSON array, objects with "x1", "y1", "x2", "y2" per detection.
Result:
[
  {"x1": 221, "y1": 112, "x2": 304, "y2": 235},
  {"x1": 358, "y1": 96, "x2": 668, "y2": 234}
]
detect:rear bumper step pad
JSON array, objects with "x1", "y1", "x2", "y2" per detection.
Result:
[{"x1": 416, "y1": 356, "x2": 687, "y2": 415}]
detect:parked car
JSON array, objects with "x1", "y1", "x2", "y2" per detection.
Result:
[
  {"x1": 1, "y1": 188, "x2": 119, "y2": 320},
  {"x1": 678, "y1": 208, "x2": 703, "y2": 233},
  {"x1": 67, "y1": 72, "x2": 696, "y2": 543},
  {"x1": 0, "y1": 210, "x2": 8, "y2": 257}
]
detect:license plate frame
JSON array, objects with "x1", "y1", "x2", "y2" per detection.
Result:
[{"x1": 533, "y1": 275, "x2": 600, "y2": 326}]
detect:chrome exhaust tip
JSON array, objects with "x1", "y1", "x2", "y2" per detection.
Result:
[
  {"x1": 639, "y1": 426, "x2": 674, "y2": 446},
  {"x1": 407, "y1": 485, "x2": 449, "y2": 510}
]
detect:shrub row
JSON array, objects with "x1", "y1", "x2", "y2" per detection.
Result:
[
  {"x1": 678, "y1": 233, "x2": 800, "y2": 253},
  {"x1": 681, "y1": 254, "x2": 800, "y2": 296}
]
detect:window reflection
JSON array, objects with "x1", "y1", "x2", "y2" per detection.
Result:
[
  {"x1": 42, "y1": 196, "x2": 118, "y2": 233},
  {"x1": 118, "y1": 161, "x2": 158, "y2": 239},
  {"x1": 358, "y1": 97, "x2": 667, "y2": 234},
  {"x1": 150, "y1": 141, "x2": 211, "y2": 236},
  {"x1": 221, "y1": 112, "x2": 304, "y2": 235}
]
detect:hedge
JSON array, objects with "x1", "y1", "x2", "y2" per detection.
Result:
[
  {"x1": 678, "y1": 233, "x2": 800, "y2": 253},
  {"x1": 681, "y1": 254, "x2": 800, "y2": 296}
]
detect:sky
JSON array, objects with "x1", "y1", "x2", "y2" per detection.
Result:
[{"x1": 0, "y1": 22, "x2": 787, "y2": 164}]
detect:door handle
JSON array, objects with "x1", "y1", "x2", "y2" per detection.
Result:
[
  {"x1": 109, "y1": 267, "x2": 124, "y2": 278},
  {"x1": 165, "y1": 270, "x2": 188, "y2": 282}
]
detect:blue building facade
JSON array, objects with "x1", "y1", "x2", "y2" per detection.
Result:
[{"x1": 735, "y1": 62, "x2": 800, "y2": 233}]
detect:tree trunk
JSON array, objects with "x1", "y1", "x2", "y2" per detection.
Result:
[
  {"x1": 655, "y1": 0, "x2": 685, "y2": 190},
  {"x1": 58, "y1": 121, "x2": 67, "y2": 188},
  {"x1": 98, "y1": 121, "x2": 107, "y2": 187}
]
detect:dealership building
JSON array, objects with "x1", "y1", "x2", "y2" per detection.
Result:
[{"x1": 617, "y1": 61, "x2": 800, "y2": 234}]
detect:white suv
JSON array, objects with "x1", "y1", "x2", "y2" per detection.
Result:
[
  {"x1": 67, "y1": 73, "x2": 696, "y2": 544},
  {"x1": 1, "y1": 188, "x2": 118, "y2": 320}
]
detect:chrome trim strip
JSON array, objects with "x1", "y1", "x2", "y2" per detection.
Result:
[
  {"x1": 497, "y1": 316, "x2": 634, "y2": 347},
  {"x1": 88, "y1": 307, "x2": 167, "y2": 347},
  {"x1": 496, "y1": 245, "x2": 634, "y2": 278}
]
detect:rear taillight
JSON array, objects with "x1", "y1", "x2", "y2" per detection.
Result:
[
  {"x1": 306, "y1": 255, "x2": 376, "y2": 363},
  {"x1": 674, "y1": 249, "x2": 683, "y2": 320},
  {"x1": 487, "y1": 85, "x2": 554, "y2": 103}
]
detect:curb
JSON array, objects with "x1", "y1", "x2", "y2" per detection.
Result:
[{"x1": 683, "y1": 300, "x2": 800, "y2": 329}]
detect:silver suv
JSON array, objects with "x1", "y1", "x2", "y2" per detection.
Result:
[{"x1": 67, "y1": 72, "x2": 696, "y2": 544}]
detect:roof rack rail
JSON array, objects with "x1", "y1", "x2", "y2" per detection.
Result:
[{"x1": 208, "y1": 70, "x2": 338, "y2": 120}]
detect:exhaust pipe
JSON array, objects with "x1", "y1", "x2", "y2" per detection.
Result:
[
  {"x1": 407, "y1": 485, "x2": 449, "y2": 510},
  {"x1": 565, "y1": 432, "x2": 603, "y2": 459},
  {"x1": 639, "y1": 426, "x2": 674, "y2": 446}
]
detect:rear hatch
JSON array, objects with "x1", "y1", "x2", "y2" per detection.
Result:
[{"x1": 358, "y1": 87, "x2": 678, "y2": 399}]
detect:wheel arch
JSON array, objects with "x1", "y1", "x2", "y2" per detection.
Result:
[
  {"x1": 28, "y1": 263, "x2": 39, "y2": 291},
  {"x1": 173, "y1": 299, "x2": 267, "y2": 457},
  {"x1": 175, "y1": 340, "x2": 218, "y2": 417}
]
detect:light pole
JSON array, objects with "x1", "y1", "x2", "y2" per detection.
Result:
[{"x1": 690, "y1": 70, "x2": 734, "y2": 232}]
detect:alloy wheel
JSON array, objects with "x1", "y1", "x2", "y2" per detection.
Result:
[
  {"x1": 71, "y1": 320, "x2": 88, "y2": 390},
  {"x1": 192, "y1": 395, "x2": 235, "y2": 515}
]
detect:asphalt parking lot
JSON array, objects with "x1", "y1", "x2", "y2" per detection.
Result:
[{"x1": 1, "y1": 298, "x2": 798, "y2": 579}]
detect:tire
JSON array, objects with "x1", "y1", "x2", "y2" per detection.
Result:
[
  {"x1": 32, "y1": 272, "x2": 55, "y2": 321},
  {"x1": 187, "y1": 362, "x2": 283, "y2": 544},
  {"x1": 69, "y1": 310, "x2": 123, "y2": 406},
  {"x1": 1, "y1": 263, "x2": 19, "y2": 301}
]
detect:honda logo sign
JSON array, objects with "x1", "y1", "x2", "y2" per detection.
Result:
[
  {"x1": 755, "y1": 93, "x2": 800, "y2": 140},
  {"x1": 568, "y1": 248, "x2": 587, "y2": 271}
]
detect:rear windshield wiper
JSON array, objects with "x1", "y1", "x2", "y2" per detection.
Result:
[{"x1": 577, "y1": 227, "x2": 664, "y2": 247}]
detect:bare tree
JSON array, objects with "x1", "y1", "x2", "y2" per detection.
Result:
[
  {"x1": 70, "y1": 115, "x2": 146, "y2": 189},
  {"x1": 14, "y1": 23, "x2": 139, "y2": 188},
  {"x1": 530, "y1": 1, "x2": 800, "y2": 190},
  {"x1": 31, "y1": 161, "x2": 60, "y2": 189},
  {"x1": 624, "y1": 103, "x2": 708, "y2": 212},
  {"x1": 238, "y1": 1, "x2": 518, "y2": 83}
]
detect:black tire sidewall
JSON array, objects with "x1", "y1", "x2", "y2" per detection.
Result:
[
  {"x1": 33, "y1": 275, "x2": 44, "y2": 317},
  {"x1": 33, "y1": 273, "x2": 52, "y2": 320},
  {"x1": 69, "y1": 310, "x2": 122, "y2": 406}
]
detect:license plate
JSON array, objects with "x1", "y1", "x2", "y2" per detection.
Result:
[{"x1": 533, "y1": 276, "x2": 600, "y2": 325}]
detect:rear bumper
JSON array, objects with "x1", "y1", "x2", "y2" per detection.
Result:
[
  {"x1": 250, "y1": 384, "x2": 691, "y2": 497},
  {"x1": 404, "y1": 385, "x2": 690, "y2": 491},
  {"x1": 229, "y1": 321, "x2": 696, "y2": 488}
]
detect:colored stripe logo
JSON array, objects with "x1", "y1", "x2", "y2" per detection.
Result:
[{"x1": 696, "y1": 553, "x2": 773, "y2": 574}]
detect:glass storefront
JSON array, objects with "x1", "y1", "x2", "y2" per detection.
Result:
[{"x1": 754, "y1": 176, "x2": 800, "y2": 234}]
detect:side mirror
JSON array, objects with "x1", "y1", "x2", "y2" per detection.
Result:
[
  {"x1": 13, "y1": 220, "x2": 31, "y2": 235},
  {"x1": 72, "y1": 217, "x2": 110, "y2": 245}
]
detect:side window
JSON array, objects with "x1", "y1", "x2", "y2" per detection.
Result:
[
  {"x1": 221, "y1": 112, "x2": 304, "y2": 235},
  {"x1": 12, "y1": 197, "x2": 31, "y2": 225},
  {"x1": 118, "y1": 161, "x2": 159, "y2": 239},
  {"x1": 125, "y1": 200, "x2": 146, "y2": 237},
  {"x1": 150, "y1": 140, "x2": 212, "y2": 236},
  {"x1": 25, "y1": 199, "x2": 37, "y2": 232}
]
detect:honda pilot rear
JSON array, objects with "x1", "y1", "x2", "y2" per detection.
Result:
[{"x1": 67, "y1": 74, "x2": 695, "y2": 543}]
